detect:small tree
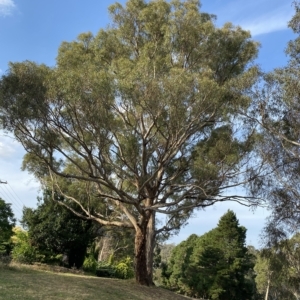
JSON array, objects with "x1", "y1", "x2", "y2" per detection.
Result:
[{"x1": 0, "y1": 0, "x2": 260, "y2": 285}]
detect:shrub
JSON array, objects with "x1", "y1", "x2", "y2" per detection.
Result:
[
  {"x1": 83, "y1": 255, "x2": 97, "y2": 273},
  {"x1": 96, "y1": 260, "x2": 115, "y2": 277},
  {"x1": 114, "y1": 257, "x2": 134, "y2": 279},
  {"x1": 95, "y1": 256, "x2": 134, "y2": 279},
  {"x1": 11, "y1": 227, "x2": 37, "y2": 264},
  {"x1": 39, "y1": 253, "x2": 63, "y2": 265}
]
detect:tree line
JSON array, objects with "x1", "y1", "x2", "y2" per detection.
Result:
[
  {"x1": 2, "y1": 199, "x2": 300, "y2": 299},
  {"x1": 0, "y1": 0, "x2": 300, "y2": 291}
]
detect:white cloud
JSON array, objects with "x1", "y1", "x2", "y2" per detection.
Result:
[
  {"x1": 0, "y1": 134, "x2": 21, "y2": 158},
  {"x1": 210, "y1": 0, "x2": 294, "y2": 36},
  {"x1": 240, "y1": 6, "x2": 294, "y2": 36},
  {"x1": 0, "y1": 0, "x2": 16, "y2": 17}
]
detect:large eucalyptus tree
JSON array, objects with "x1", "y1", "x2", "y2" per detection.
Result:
[
  {"x1": 248, "y1": 2, "x2": 300, "y2": 246},
  {"x1": 0, "y1": 0, "x2": 260, "y2": 285}
]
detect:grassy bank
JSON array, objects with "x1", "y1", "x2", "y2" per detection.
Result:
[{"x1": 0, "y1": 264, "x2": 193, "y2": 300}]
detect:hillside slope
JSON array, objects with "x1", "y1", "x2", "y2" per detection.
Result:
[{"x1": 0, "y1": 265, "x2": 195, "y2": 300}]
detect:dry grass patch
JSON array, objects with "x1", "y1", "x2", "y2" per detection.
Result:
[{"x1": 0, "y1": 264, "x2": 194, "y2": 300}]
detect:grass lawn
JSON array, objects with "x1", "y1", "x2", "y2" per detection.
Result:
[{"x1": 0, "y1": 264, "x2": 194, "y2": 300}]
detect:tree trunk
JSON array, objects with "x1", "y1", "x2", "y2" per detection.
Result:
[
  {"x1": 146, "y1": 212, "x2": 156, "y2": 285},
  {"x1": 135, "y1": 226, "x2": 151, "y2": 285},
  {"x1": 265, "y1": 278, "x2": 270, "y2": 300},
  {"x1": 97, "y1": 235, "x2": 113, "y2": 262}
]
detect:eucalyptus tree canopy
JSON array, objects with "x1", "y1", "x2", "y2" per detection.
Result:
[
  {"x1": 0, "y1": 0, "x2": 260, "y2": 285},
  {"x1": 248, "y1": 2, "x2": 300, "y2": 245},
  {"x1": 255, "y1": 234, "x2": 300, "y2": 300}
]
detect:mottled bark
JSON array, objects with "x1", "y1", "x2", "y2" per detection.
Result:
[
  {"x1": 135, "y1": 227, "x2": 150, "y2": 285},
  {"x1": 146, "y1": 212, "x2": 156, "y2": 285}
]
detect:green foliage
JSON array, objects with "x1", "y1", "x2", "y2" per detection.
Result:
[
  {"x1": 0, "y1": 198, "x2": 15, "y2": 255},
  {"x1": 153, "y1": 246, "x2": 161, "y2": 269},
  {"x1": 11, "y1": 227, "x2": 37, "y2": 264},
  {"x1": 114, "y1": 257, "x2": 134, "y2": 279},
  {"x1": 91, "y1": 227, "x2": 134, "y2": 268},
  {"x1": 108, "y1": 253, "x2": 114, "y2": 266},
  {"x1": 254, "y1": 233, "x2": 300, "y2": 300},
  {"x1": 111, "y1": 229, "x2": 135, "y2": 262},
  {"x1": 165, "y1": 234, "x2": 198, "y2": 295},
  {"x1": 164, "y1": 211, "x2": 257, "y2": 299},
  {"x1": 82, "y1": 255, "x2": 97, "y2": 273},
  {"x1": 21, "y1": 190, "x2": 97, "y2": 268},
  {"x1": 96, "y1": 260, "x2": 116, "y2": 278},
  {"x1": 0, "y1": 0, "x2": 260, "y2": 285},
  {"x1": 94, "y1": 256, "x2": 134, "y2": 279},
  {"x1": 250, "y1": 2, "x2": 300, "y2": 245},
  {"x1": 153, "y1": 243, "x2": 176, "y2": 286}
]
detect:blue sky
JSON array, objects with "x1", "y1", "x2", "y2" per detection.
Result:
[{"x1": 0, "y1": 0, "x2": 295, "y2": 247}]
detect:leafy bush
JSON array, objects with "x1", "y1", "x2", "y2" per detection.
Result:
[
  {"x1": 11, "y1": 227, "x2": 37, "y2": 264},
  {"x1": 38, "y1": 253, "x2": 63, "y2": 265},
  {"x1": 114, "y1": 257, "x2": 134, "y2": 279},
  {"x1": 96, "y1": 266, "x2": 116, "y2": 277},
  {"x1": 94, "y1": 256, "x2": 134, "y2": 279},
  {"x1": 96, "y1": 260, "x2": 115, "y2": 277},
  {"x1": 83, "y1": 255, "x2": 97, "y2": 273}
]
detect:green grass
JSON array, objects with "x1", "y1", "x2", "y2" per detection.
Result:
[{"x1": 0, "y1": 264, "x2": 193, "y2": 300}]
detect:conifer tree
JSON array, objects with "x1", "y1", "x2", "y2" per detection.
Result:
[{"x1": 166, "y1": 210, "x2": 256, "y2": 299}]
